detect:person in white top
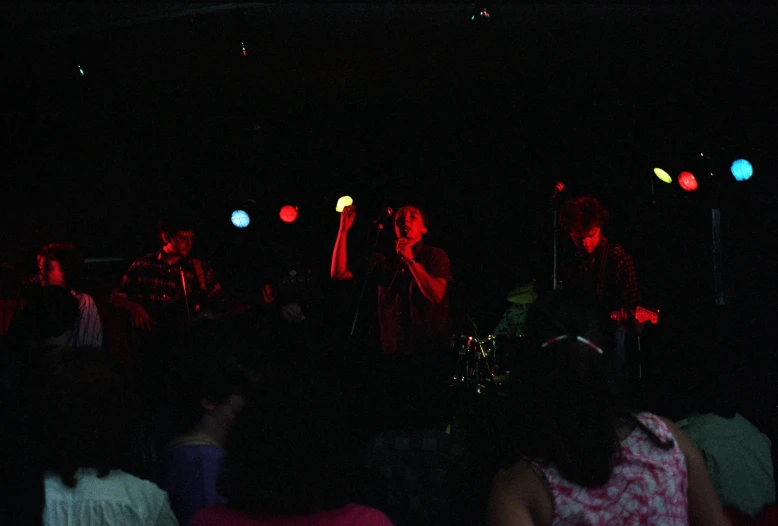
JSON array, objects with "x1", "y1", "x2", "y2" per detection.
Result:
[
  {"x1": 678, "y1": 411, "x2": 775, "y2": 518},
  {"x1": 28, "y1": 346, "x2": 177, "y2": 525},
  {"x1": 44, "y1": 468, "x2": 178, "y2": 526},
  {"x1": 672, "y1": 334, "x2": 776, "y2": 519}
]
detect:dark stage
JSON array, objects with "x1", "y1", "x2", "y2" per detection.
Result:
[
  {"x1": 3, "y1": 5, "x2": 778, "y2": 524},
  {"x1": 2, "y1": 0, "x2": 777, "y2": 437}
]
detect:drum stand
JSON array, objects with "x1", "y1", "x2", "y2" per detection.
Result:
[{"x1": 450, "y1": 335, "x2": 496, "y2": 395}]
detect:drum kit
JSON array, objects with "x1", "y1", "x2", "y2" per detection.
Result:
[
  {"x1": 449, "y1": 333, "x2": 514, "y2": 394},
  {"x1": 448, "y1": 282, "x2": 536, "y2": 395}
]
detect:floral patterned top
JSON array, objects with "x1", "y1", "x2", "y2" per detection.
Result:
[{"x1": 526, "y1": 412, "x2": 688, "y2": 525}]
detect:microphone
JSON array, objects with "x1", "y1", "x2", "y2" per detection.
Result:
[
  {"x1": 372, "y1": 206, "x2": 394, "y2": 224},
  {"x1": 552, "y1": 181, "x2": 565, "y2": 199},
  {"x1": 396, "y1": 232, "x2": 411, "y2": 263}
]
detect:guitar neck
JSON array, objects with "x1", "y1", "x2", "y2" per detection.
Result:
[{"x1": 609, "y1": 306, "x2": 660, "y2": 325}]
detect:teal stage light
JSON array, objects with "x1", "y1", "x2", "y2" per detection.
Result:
[
  {"x1": 730, "y1": 159, "x2": 753, "y2": 181},
  {"x1": 231, "y1": 210, "x2": 250, "y2": 228}
]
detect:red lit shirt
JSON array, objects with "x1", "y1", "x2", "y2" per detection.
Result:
[
  {"x1": 374, "y1": 241, "x2": 453, "y2": 355},
  {"x1": 190, "y1": 503, "x2": 394, "y2": 526}
]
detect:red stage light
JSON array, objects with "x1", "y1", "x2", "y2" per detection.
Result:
[
  {"x1": 279, "y1": 205, "x2": 299, "y2": 223},
  {"x1": 678, "y1": 171, "x2": 698, "y2": 192}
]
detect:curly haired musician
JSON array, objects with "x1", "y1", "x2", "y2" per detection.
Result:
[{"x1": 558, "y1": 196, "x2": 643, "y2": 368}]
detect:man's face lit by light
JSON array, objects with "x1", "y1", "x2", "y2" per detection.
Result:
[
  {"x1": 569, "y1": 226, "x2": 601, "y2": 255},
  {"x1": 165, "y1": 230, "x2": 195, "y2": 258},
  {"x1": 394, "y1": 206, "x2": 427, "y2": 242}
]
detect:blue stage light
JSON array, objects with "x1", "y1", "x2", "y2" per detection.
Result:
[
  {"x1": 730, "y1": 159, "x2": 753, "y2": 181},
  {"x1": 231, "y1": 209, "x2": 250, "y2": 228}
]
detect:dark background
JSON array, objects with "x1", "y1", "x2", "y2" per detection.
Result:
[{"x1": 1, "y1": 3, "x2": 777, "y2": 353}]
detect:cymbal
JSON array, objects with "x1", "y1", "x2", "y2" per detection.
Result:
[{"x1": 506, "y1": 283, "x2": 537, "y2": 304}]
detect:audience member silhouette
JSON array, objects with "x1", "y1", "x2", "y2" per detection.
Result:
[
  {"x1": 190, "y1": 377, "x2": 393, "y2": 526},
  {"x1": 665, "y1": 328, "x2": 776, "y2": 519},
  {"x1": 0, "y1": 285, "x2": 80, "y2": 525},
  {"x1": 487, "y1": 292, "x2": 729, "y2": 526},
  {"x1": 0, "y1": 286, "x2": 79, "y2": 397},
  {"x1": 0, "y1": 398, "x2": 45, "y2": 525},
  {"x1": 155, "y1": 344, "x2": 252, "y2": 525},
  {"x1": 28, "y1": 346, "x2": 177, "y2": 525},
  {"x1": 37, "y1": 242, "x2": 103, "y2": 347},
  {"x1": 362, "y1": 409, "x2": 476, "y2": 525}
]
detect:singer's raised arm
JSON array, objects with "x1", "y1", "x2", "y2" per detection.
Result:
[{"x1": 330, "y1": 205, "x2": 355, "y2": 280}]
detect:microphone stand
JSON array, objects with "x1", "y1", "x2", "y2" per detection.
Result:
[
  {"x1": 349, "y1": 224, "x2": 385, "y2": 337},
  {"x1": 180, "y1": 267, "x2": 191, "y2": 324},
  {"x1": 552, "y1": 196, "x2": 559, "y2": 291}
]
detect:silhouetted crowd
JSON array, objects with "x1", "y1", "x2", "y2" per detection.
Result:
[{"x1": 1, "y1": 239, "x2": 776, "y2": 526}]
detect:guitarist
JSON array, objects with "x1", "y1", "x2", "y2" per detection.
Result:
[
  {"x1": 557, "y1": 196, "x2": 643, "y2": 370},
  {"x1": 110, "y1": 214, "x2": 229, "y2": 408}
]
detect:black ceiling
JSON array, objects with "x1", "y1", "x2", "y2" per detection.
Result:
[{"x1": 1, "y1": 3, "x2": 776, "y2": 309}]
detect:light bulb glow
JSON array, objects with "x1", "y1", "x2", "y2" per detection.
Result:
[
  {"x1": 231, "y1": 210, "x2": 250, "y2": 228},
  {"x1": 678, "y1": 171, "x2": 698, "y2": 192},
  {"x1": 653, "y1": 168, "x2": 673, "y2": 184},
  {"x1": 279, "y1": 205, "x2": 299, "y2": 223},
  {"x1": 731, "y1": 159, "x2": 753, "y2": 181},
  {"x1": 335, "y1": 195, "x2": 353, "y2": 212}
]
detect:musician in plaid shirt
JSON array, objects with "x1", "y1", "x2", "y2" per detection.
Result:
[
  {"x1": 110, "y1": 216, "x2": 228, "y2": 332},
  {"x1": 558, "y1": 196, "x2": 642, "y2": 367}
]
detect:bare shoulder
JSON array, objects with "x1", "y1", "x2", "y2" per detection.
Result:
[
  {"x1": 658, "y1": 416, "x2": 680, "y2": 431},
  {"x1": 659, "y1": 420, "x2": 730, "y2": 526},
  {"x1": 488, "y1": 461, "x2": 553, "y2": 526},
  {"x1": 657, "y1": 417, "x2": 694, "y2": 454}
]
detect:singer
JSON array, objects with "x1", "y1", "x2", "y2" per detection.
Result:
[{"x1": 331, "y1": 204, "x2": 453, "y2": 430}]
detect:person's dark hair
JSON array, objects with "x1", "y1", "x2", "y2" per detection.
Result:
[
  {"x1": 165, "y1": 342, "x2": 253, "y2": 435},
  {"x1": 27, "y1": 346, "x2": 138, "y2": 488},
  {"x1": 158, "y1": 214, "x2": 196, "y2": 243},
  {"x1": 38, "y1": 243, "x2": 85, "y2": 291},
  {"x1": 20, "y1": 286, "x2": 79, "y2": 342},
  {"x1": 217, "y1": 376, "x2": 354, "y2": 516},
  {"x1": 500, "y1": 291, "x2": 673, "y2": 487},
  {"x1": 558, "y1": 196, "x2": 609, "y2": 233}
]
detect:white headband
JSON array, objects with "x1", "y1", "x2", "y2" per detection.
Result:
[{"x1": 541, "y1": 334, "x2": 604, "y2": 355}]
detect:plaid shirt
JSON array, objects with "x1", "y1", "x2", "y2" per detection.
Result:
[
  {"x1": 561, "y1": 235, "x2": 640, "y2": 312},
  {"x1": 111, "y1": 250, "x2": 226, "y2": 327}
]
